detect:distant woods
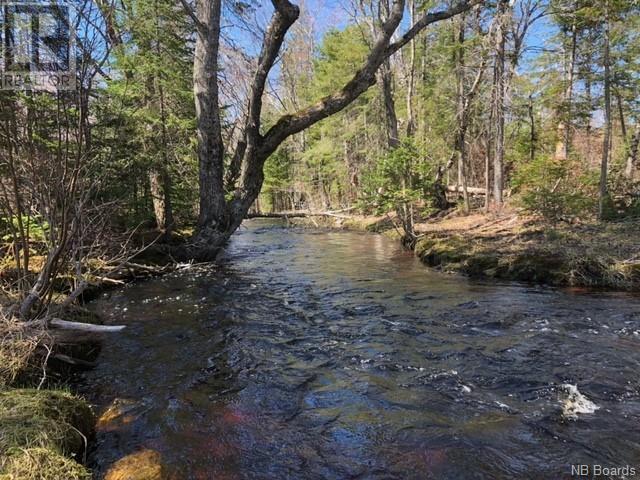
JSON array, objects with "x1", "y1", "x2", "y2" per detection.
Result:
[
  {"x1": 267, "y1": 0, "x2": 640, "y2": 230},
  {"x1": 1, "y1": 0, "x2": 639, "y2": 316}
]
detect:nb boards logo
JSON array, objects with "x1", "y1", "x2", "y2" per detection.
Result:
[{"x1": 0, "y1": 0, "x2": 76, "y2": 91}]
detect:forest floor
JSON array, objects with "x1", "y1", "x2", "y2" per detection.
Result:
[{"x1": 291, "y1": 207, "x2": 640, "y2": 290}]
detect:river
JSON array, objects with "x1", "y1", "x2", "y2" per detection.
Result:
[{"x1": 81, "y1": 219, "x2": 640, "y2": 479}]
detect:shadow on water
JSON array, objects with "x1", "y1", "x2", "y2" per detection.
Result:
[{"x1": 80, "y1": 219, "x2": 640, "y2": 479}]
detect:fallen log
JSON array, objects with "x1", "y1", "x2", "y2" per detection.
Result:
[
  {"x1": 48, "y1": 318, "x2": 125, "y2": 332},
  {"x1": 247, "y1": 210, "x2": 355, "y2": 220},
  {"x1": 446, "y1": 185, "x2": 487, "y2": 195},
  {"x1": 446, "y1": 185, "x2": 513, "y2": 196},
  {"x1": 246, "y1": 211, "x2": 310, "y2": 218},
  {"x1": 91, "y1": 276, "x2": 125, "y2": 285}
]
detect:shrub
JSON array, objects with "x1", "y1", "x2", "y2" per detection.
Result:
[{"x1": 512, "y1": 155, "x2": 596, "y2": 222}]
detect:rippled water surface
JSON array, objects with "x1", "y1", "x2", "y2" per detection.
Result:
[{"x1": 82, "y1": 220, "x2": 640, "y2": 479}]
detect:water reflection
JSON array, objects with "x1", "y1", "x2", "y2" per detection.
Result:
[{"x1": 82, "y1": 220, "x2": 640, "y2": 479}]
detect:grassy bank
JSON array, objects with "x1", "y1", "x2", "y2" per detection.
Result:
[
  {"x1": 413, "y1": 212, "x2": 640, "y2": 290},
  {"x1": 291, "y1": 210, "x2": 640, "y2": 290},
  {"x1": 0, "y1": 235, "x2": 182, "y2": 480},
  {"x1": 0, "y1": 311, "x2": 98, "y2": 479},
  {"x1": 0, "y1": 389, "x2": 94, "y2": 479}
]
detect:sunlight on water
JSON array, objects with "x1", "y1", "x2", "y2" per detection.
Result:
[{"x1": 80, "y1": 220, "x2": 640, "y2": 479}]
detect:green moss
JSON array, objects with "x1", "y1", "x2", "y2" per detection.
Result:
[
  {"x1": 463, "y1": 254, "x2": 500, "y2": 277},
  {"x1": 497, "y1": 250, "x2": 568, "y2": 284},
  {"x1": 0, "y1": 389, "x2": 94, "y2": 458},
  {"x1": 415, "y1": 236, "x2": 470, "y2": 267},
  {"x1": 0, "y1": 448, "x2": 91, "y2": 480},
  {"x1": 416, "y1": 240, "x2": 575, "y2": 284}
]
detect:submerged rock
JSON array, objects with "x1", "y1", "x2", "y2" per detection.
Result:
[{"x1": 104, "y1": 449, "x2": 167, "y2": 480}]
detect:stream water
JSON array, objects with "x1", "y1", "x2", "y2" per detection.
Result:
[{"x1": 81, "y1": 220, "x2": 640, "y2": 479}]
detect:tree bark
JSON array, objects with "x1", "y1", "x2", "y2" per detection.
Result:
[
  {"x1": 492, "y1": 0, "x2": 507, "y2": 207},
  {"x1": 625, "y1": 122, "x2": 640, "y2": 180},
  {"x1": 598, "y1": 0, "x2": 612, "y2": 220},
  {"x1": 149, "y1": 167, "x2": 173, "y2": 233},
  {"x1": 405, "y1": 0, "x2": 416, "y2": 136},
  {"x1": 454, "y1": 14, "x2": 470, "y2": 213},
  {"x1": 528, "y1": 93, "x2": 536, "y2": 161},
  {"x1": 380, "y1": 60, "x2": 400, "y2": 148},
  {"x1": 194, "y1": 0, "x2": 226, "y2": 233},
  {"x1": 563, "y1": 19, "x2": 577, "y2": 160}
]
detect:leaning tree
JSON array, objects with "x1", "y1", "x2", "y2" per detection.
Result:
[{"x1": 184, "y1": 0, "x2": 485, "y2": 258}]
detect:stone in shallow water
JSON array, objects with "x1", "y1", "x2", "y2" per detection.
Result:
[{"x1": 104, "y1": 449, "x2": 166, "y2": 480}]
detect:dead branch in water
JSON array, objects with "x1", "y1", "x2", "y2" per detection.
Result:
[{"x1": 47, "y1": 319, "x2": 126, "y2": 333}]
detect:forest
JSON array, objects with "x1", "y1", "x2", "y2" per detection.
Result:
[{"x1": 1, "y1": 0, "x2": 640, "y2": 479}]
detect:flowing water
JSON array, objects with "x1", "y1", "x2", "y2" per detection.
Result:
[{"x1": 81, "y1": 220, "x2": 640, "y2": 479}]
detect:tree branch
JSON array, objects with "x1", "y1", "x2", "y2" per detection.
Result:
[
  {"x1": 179, "y1": 0, "x2": 205, "y2": 32},
  {"x1": 244, "y1": 0, "x2": 300, "y2": 147},
  {"x1": 386, "y1": 0, "x2": 485, "y2": 56},
  {"x1": 258, "y1": 0, "x2": 484, "y2": 159}
]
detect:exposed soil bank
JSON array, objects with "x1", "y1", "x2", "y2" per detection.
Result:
[{"x1": 291, "y1": 211, "x2": 640, "y2": 290}]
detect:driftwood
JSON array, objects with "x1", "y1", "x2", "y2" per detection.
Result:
[
  {"x1": 20, "y1": 317, "x2": 126, "y2": 347},
  {"x1": 91, "y1": 276, "x2": 125, "y2": 285},
  {"x1": 48, "y1": 318, "x2": 125, "y2": 333},
  {"x1": 446, "y1": 185, "x2": 513, "y2": 197}
]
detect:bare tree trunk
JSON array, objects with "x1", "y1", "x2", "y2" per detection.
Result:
[
  {"x1": 380, "y1": 60, "x2": 400, "y2": 148},
  {"x1": 528, "y1": 93, "x2": 536, "y2": 161},
  {"x1": 149, "y1": 167, "x2": 173, "y2": 233},
  {"x1": 563, "y1": 20, "x2": 577, "y2": 160},
  {"x1": 194, "y1": 0, "x2": 226, "y2": 233},
  {"x1": 617, "y1": 92, "x2": 627, "y2": 140},
  {"x1": 584, "y1": 61, "x2": 593, "y2": 161},
  {"x1": 405, "y1": 0, "x2": 416, "y2": 136},
  {"x1": 625, "y1": 123, "x2": 640, "y2": 180},
  {"x1": 492, "y1": 0, "x2": 507, "y2": 207},
  {"x1": 599, "y1": 0, "x2": 612, "y2": 220},
  {"x1": 153, "y1": 3, "x2": 174, "y2": 234},
  {"x1": 454, "y1": 14, "x2": 470, "y2": 213},
  {"x1": 484, "y1": 134, "x2": 491, "y2": 212}
]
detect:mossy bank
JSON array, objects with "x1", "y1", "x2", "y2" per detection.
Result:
[
  {"x1": 0, "y1": 389, "x2": 95, "y2": 480},
  {"x1": 416, "y1": 215, "x2": 640, "y2": 290}
]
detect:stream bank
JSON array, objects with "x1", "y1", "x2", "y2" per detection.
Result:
[
  {"x1": 291, "y1": 210, "x2": 640, "y2": 290},
  {"x1": 0, "y1": 257, "x2": 177, "y2": 480}
]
